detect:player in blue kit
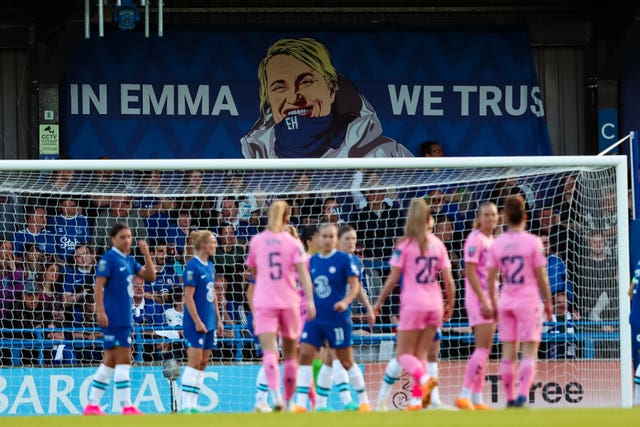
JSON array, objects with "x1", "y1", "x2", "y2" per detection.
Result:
[
  {"x1": 83, "y1": 222, "x2": 156, "y2": 416},
  {"x1": 292, "y1": 223, "x2": 370, "y2": 412},
  {"x1": 179, "y1": 230, "x2": 224, "y2": 413},
  {"x1": 629, "y1": 260, "x2": 640, "y2": 406}
]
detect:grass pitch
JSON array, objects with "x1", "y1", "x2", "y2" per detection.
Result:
[{"x1": 4, "y1": 408, "x2": 640, "y2": 427}]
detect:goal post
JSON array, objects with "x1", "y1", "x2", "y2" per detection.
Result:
[{"x1": 0, "y1": 155, "x2": 631, "y2": 414}]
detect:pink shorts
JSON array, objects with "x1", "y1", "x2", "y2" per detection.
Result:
[
  {"x1": 397, "y1": 307, "x2": 443, "y2": 331},
  {"x1": 498, "y1": 303, "x2": 542, "y2": 342},
  {"x1": 253, "y1": 306, "x2": 301, "y2": 340},
  {"x1": 466, "y1": 300, "x2": 495, "y2": 328}
]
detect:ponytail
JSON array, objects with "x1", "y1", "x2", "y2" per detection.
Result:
[
  {"x1": 267, "y1": 200, "x2": 291, "y2": 232},
  {"x1": 405, "y1": 198, "x2": 431, "y2": 255}
]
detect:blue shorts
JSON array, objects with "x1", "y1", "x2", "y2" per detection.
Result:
[
  {"x1": 184, "y1": 328, "x2": 217, "y2": 350},
  {"x1": 102, "y1": 326, "x2": 133, "y2": 350},
  {"x1": 301, "y1": 318, "x2": 352, "y2": 349}
]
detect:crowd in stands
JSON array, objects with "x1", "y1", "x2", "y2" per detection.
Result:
[{"x1": 0, "y1": 146, "x2": 621, "y2": 365}]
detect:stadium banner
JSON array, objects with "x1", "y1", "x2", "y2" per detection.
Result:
[
  {"x1": 0, "y1": 364, "x2": 353, "y2": 415},
  {"x1": 61, "y1": 30, "x2": 552, "y2": 159},
  {"x1": 367, "y1": 361, "x2": 621, "y2": 409},
  {"x1": 0, "y1": 360, "x2": 619, "y2": 415}
]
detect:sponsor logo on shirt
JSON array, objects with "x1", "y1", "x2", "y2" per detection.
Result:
[
  {"x1": 314, "y1": 275, "x2": 331, "y2": 299},
  {"x1": 60, "y1": 236, "x2": 80, "y2": 251}
]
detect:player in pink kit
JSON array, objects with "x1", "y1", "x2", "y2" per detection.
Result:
[
  {"x1": 487, "y1": 195, "x2": 552, "y2": 408},
  {"x1": 455, "y1": 202, "x2": 499, "y2": 410},
  {"x1": 373, "y1": 198, "x2": 455, "y2": 411},
  {"x1": 253, "y1": 224, "x2": 314, "y2": 413},
  {"x1": 246, "y1": 200, "x2": 316, "y2": 411}
]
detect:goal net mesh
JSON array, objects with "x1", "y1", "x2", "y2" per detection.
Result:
[{"x1": 0, "y1": 160, "x2": 623, "y2": 413}]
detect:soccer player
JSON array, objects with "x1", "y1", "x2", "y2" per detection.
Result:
[
  {"x1": 253, "y1": 224, "x2": 313, "y2": 412},
  {"x1": 629, "y1": 259, "x2": 640, "y2": 405},
  {"x1": 246, "y1": 200, "x2": 315, "y2": 411},
  {"x1": 292, "y1": 223, "x2": 370, "y2": 413},
  {"x1": 455, "y1": 202, "x2": 499, "y2": 410},
  {"x1": 179, "y1": 230, "x2": 224, "y2": 413},
  {"x1": 375, "y1": 215, "x2": 448, "y2": 411},
  {"x1": 373, "y1": 198, "x2": 455, "y2": 411},
  {"x1": 83, "y1": 222, "x2": 156, "y2": 416},
  {"x1": 311, "y1": 225, "x2": 375, "y2": 412},
  {"x1": 487, "y1": 195, "x2": 552, "y2": 408}
]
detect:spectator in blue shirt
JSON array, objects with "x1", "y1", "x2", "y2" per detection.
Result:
[
  {"x1": 145, "y1": 197, "x2": 176, "y2": 242},
  {"x1": 167, "y1": 209, "x2": 195, "y2": 264},
  {"x1": 541, "y1": 233, "x2": 578, "y2": 317},
  {"x1": 62, "y1": 244, "x2": 96, "y2": 308},
  {"x1": 145, "y1": 240, "x2": 179, "y2": 309},
  {"x1": 543, "y1": 289, "x2": 578, "y2": 359},
  {"x1": 45, "y1": 321, "x2": 78, "y2": 366},
  {"x1": 132, "y1": 275, "x2": 165, "y2": 362},
  {"x1": 48, "y1": 196, "x2": 90, "y2": 262},
  {"x1": 13, "y1": 203, "x2": 55, "y2": 261}
]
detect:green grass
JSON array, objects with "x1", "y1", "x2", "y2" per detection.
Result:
[{"x1": 4, "y1": 408, "x2": 640, "y2": 427}]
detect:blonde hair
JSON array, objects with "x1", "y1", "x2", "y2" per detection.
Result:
[
  {"x1": 283, "y1": 224, "x2": 300, "y2": 241},
  {"x1": 404, "y1": 198, "x2": 431, "y2": 255},
  {"x1": 190, "y1": 230, "x2": 213, "y2": 251},
  {"x1": 472, "y1": 202, "x2": 498, "y2": 230},
  {"x1": 267, "y1": 200, "x2": 291, "y2": 232},
  {"x1": 258, "y1": 38, "x2": 339, "y2": 117}
]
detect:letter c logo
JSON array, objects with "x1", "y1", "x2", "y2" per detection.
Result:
[{"x1": 601, "y1": 123, "x2": 616, "y2": 140}]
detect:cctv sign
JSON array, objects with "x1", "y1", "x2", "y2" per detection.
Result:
[{"x1": 39, "y1": 124, "x2": 59, "y2": 156}]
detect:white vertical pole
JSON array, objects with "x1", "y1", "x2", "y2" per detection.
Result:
[
  {"x1": 144, "y1": 0, "x2": 150, "y2": 38},
  {"x1": 98, "y1": 0, "x2": 104, "y2": 37},
  {"x1": 84, "y1": 0, "x2": 90, "y2": 39},
  {"x1": 158, "y1": 0, "x2": 163, "y2": 37},
  {"x1": 617, "y1": 157, "x2": 633, "y2": 407},
  {"x1": 630, "y1": 132, "x2": 637, "y2": 220}
]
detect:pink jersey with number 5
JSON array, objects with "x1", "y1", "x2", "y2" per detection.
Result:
[
  {"x1": 487, "y1": 230, "x2": 546, "y2": 302},
  {"x1": 246, "y1": 230, "x2": 307, "y2": 310},
  {"x1": 389, "y1": 234, "x2": 451, "y2": 312}
]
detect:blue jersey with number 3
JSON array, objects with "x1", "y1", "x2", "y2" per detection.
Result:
[
  {"x1": 183, "y1": 257, "x2": 216, "y2": 331},
  {"x1": 96, "y1": 248, "x2": 142, "y2": 327},
  {"x1": 310, "y1": 250, "x2": 359, "y2": 322}
]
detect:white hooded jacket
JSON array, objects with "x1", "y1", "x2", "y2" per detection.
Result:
[{"x1": 241, "y1": 76, "x2": 413, "y2": 159}]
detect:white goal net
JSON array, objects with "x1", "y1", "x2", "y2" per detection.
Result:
[{"x1": 0, "y1": 156, "x2": 631, "y2": 415}]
